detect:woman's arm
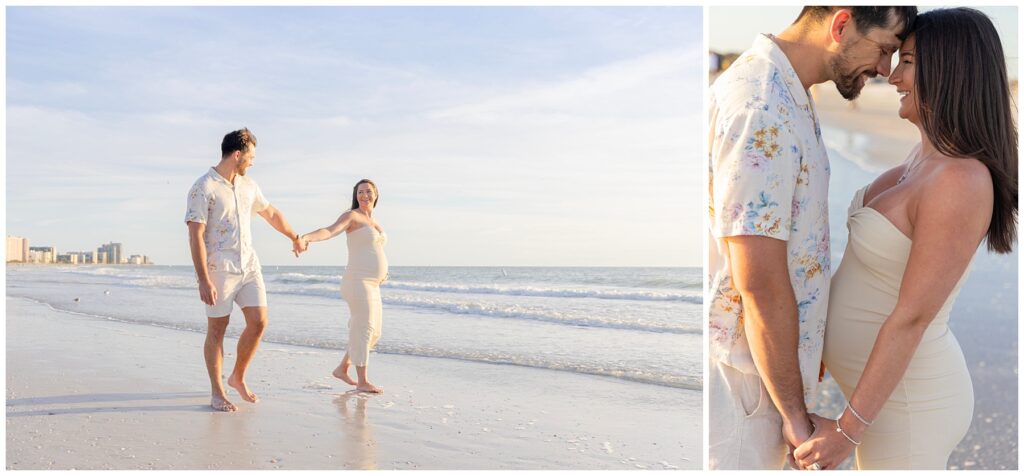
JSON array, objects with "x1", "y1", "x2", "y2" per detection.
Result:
[
  {"x1": 302, "y1": 211, "x2": 354, "y2": 243},
  {"x1": 795, "y1": 160, "x2": 993, "y2": 469}
]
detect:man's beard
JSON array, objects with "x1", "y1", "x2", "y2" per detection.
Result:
[{"x1": 830, "y1": 49, "x2": 874, "y2": 100}]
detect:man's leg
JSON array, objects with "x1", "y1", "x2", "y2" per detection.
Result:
[
  {"x1": 227, "y1": 305, "x2": 267, "y2": 403},
  {"x1": 708, "y1": 359, "x2": 787, "y2": 469},
  {"x1": 205, "y1": 316, "x2": 236, "y2": 412}
]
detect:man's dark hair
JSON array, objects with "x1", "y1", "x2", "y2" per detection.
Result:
[
  {"x1": 221, "y1": 128, "x2": 258, "y2": 157},
  {"x1": 796, "y1": 6, "x2": 918, "y2": 39}
]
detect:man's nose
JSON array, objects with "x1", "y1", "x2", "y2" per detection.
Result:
[{"x1": 877, "y1": 58, "x2": 893, "y2": 77}]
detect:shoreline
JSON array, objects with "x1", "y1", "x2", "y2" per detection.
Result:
[{"x1": 6, "y1": 296, "x2": 699, "y2": 470}]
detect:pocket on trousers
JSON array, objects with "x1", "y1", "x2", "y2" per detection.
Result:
[
  {"x1": 718, "y1": 362, "x2": 770, "y2": 419},
  {"x1": 739, "y1": 374, "x2": 770, "y2": 419}
]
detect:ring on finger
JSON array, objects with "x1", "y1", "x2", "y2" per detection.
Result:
[{"x1": 809, "y1": 462, "x2": 822, "y2": 471}]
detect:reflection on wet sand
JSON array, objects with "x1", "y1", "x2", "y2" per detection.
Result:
[{"x1": 335, "y1": 391, "x2": 377, "y2": 470}]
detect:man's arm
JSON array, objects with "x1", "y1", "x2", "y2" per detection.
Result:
[
  {"x1": 256, "y1": 205, "x2": 305, "y2": 255},
  {"x1": 726, "y1": 235, "x2": 813, "y2": 448},
  {"x1": 187, "y1": 221, "x2": 217, "y2": 305}
]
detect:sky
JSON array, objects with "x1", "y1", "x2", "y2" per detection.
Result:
[
  {"x1": 709, "y1": 6, "x2": 1019, "y2": 79},
  {"x1": 6, "y1": 7, "x2": 704, "y2": 267}
]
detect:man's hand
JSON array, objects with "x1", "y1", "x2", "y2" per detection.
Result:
[
  {"x1": 292, "y1": 234, "x2": 309, "y2": 257},
  {"x1": 198, "y1": 277, "x2": 218, "y2": 306},
  {"x1": 783, "y1": 412, "x2": 814, "y2": 469}
]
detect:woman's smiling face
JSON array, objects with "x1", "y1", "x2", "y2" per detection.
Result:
[
  {"x1": 356, "y1": 183, "x2": 377, "y2": 208},
  {"x1": 888, "y1": 33, "x2": 919, "y2": 124}
]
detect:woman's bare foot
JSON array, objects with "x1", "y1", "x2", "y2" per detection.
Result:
[
  {"x1": 227, "y1": 373, "x2": 259, "y2": 403},
  {"x1": 356, "y1": 382, "x2": 383, "y2": 393},
  {"x1": 332, "y1": 362, "x2": 357, "y2": 386},
  {"x1": 211, "y1": 394, "x2": 237, "y2": 412}
]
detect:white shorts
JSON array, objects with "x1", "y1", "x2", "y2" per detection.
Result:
[
  {"x1": 708, "y1": 358, "x2": 787, "y2": 470},
  {"x1": 206, "y1": 270, "x2": 267, "y2": 318}
]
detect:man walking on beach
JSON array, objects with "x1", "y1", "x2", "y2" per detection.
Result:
[
  {"x1": 185, "y1": 128, "x2": 308, "y2": 412},
  {"x1": 707, "y1": 7, "x2": 916, "y2": 469}
]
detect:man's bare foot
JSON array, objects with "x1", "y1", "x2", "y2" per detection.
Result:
[
  {"x1": 356, "y1": 382, "x2": 383, "y2": 393},
  {"x1": 332, "y1": 362, "x2": 357, "y2": 386},
  {"x1": 211, "y1": 395, "x2": 237, "y2": 412},
  {"x1": 227, "y1": 374, "x2": 259, "y2": 403}
]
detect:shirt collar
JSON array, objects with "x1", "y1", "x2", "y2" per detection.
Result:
[
  {"x1": 751, "y1": 33, "x2": 811, "y2": 109},
  {"x1": 207, "y1": 167, "x2": 234, "y2": 186}
]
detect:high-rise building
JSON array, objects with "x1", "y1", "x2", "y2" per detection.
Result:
[
  {"x1": 98, "y1": 242, "x2": 123, "y2": 265},
  {"x1": 29, "y1": 246, "x2": 56, "y2": 264},
  {"x1": 6, "y1": 236, "x2": 29, "y2": 263},
  {"x1": 97, "y1": 251, "x2": 109, "y2": 264},
  {"x1": 67, "y1": 251, "x2": 96, "y2": 264},
  {"x1": 56, "y1": 254, "x2": 79, "y2": 264}
]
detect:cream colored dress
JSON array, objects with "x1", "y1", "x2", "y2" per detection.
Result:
[
  {"x1": 823, "y1": 186, "x2": 974, "y2": 469},
  {"x1": 341, "y1": 225, "x2": 388, "y2": 367}
]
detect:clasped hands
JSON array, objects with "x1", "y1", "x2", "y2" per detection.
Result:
[
  {"x1": 291, "y1": 234, "x2": 310, "y2": 257},
  {"x1": 786, "y1": 413, "x2": 858, "y2": 470}
]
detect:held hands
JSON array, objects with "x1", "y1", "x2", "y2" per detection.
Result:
[
  {"x1": 291, "y1": 233, "x2": 310, "y2": 257},
  {"x1": 783, "y1": 414, "x2": 814, "y2": 470},
  {"x1": 792, "y1": 413, "x2": 857, "y2": 470}
]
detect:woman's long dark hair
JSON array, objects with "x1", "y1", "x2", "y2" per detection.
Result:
[
  {"x1": 350, "y1": 179, "x2": 379, "y2": 210},
  {"x1": 913, "y1": 7, "x2": 1018, "y2": 253}
]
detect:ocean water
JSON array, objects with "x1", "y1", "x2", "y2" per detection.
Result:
[{"x1": 6, "y1": 265, "x2": 702, "y2": 392}]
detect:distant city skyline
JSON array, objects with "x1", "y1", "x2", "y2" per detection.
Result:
[
  {"x1": 6, "y1": 235, "x2": 151, "y2": 265},
  {"x1": 6, "y1": 7, "x2": 703, "y2": 267}
]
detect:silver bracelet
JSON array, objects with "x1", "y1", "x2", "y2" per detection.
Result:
[
  {"x1": 835, "y1": 417, "x2": 862, "y2": 446},
  {"x1": 846, "y1": 402, "x2": 873, "y2": 426}
]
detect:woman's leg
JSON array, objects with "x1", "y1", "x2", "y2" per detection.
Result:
[
  {"x1": 332, "y1": 351, "x2": 356, "y2": 385},
  {"x1": 345, "y1": 279, "x2": 382, "y2": 393},
  {"x1": 355, "y1": 364, "x2": 382, "y2": 393}
]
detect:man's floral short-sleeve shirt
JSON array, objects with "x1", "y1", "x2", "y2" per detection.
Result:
[
  {"x1": 185, "y1": 168, "x2": 271, "y2": 275},
  {"x1": 707, "y1": 34, "x2": 831, "y2": 400}
]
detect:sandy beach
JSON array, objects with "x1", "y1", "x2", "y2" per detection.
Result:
[
  {"x1": 806, "y1": 82, "x2": 1019, "y2": 470},
  {"x1": 6, "y1": 295, "x2": 698, "y2": 470}
]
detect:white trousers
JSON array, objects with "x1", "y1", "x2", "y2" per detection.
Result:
[{"x1": 708, "y1": 359, "x2": 787, "y2": 470}]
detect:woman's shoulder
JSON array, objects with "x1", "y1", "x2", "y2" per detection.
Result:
[
  {"x1": 916, "y1": 155, "x2": 994, "y2": 227},
  {"x1": 927, "y1": 155, "x2": 993, "y2": 195}
]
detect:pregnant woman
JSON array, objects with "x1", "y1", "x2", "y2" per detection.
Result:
[
  {"x1": 302, "y1": 179, "x2": 389, "y2": 393},
  {"x1": 794, "y1": 8, "x2": 1017, "y2": 470}
]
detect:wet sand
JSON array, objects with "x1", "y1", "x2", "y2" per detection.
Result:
[{"x1": 6, "y1": 296, "x2": 699, "y2": 470}]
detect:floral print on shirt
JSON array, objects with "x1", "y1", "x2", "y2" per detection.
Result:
[
  {"x1": 707, "y1": 34, "x2": 831, "y2": 401},
  {"x1": 185, "y1": 168, "x2": 270, "y2": 274}
]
